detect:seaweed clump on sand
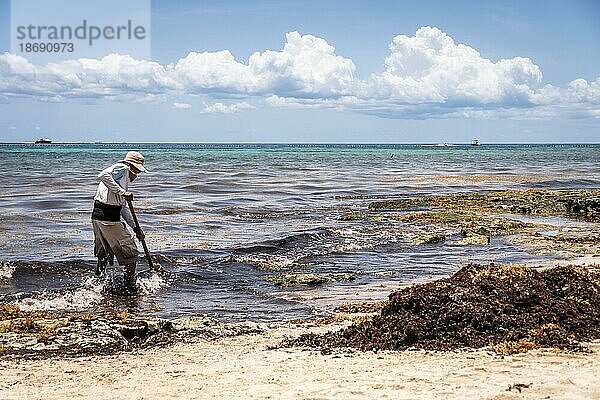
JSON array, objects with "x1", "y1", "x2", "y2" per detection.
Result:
[
  {"x1": 0, "y1": 306, "x2": 176, "y2": 359},
  {"x1": 284, "y1": 264, "x2": 600, "y2": 354},
  {"x1": 0, "y1": 305, "x2": 266, "y2": 360}
]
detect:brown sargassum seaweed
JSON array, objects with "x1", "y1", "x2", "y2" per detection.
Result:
[
  {"x1": 369, "y1": 189, "x2": 600, "y2": 222},
  {"x1": 283, "y1": 264, "x2": 600, "y2": 354}
]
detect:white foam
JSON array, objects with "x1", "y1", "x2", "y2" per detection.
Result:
[
  {"x1": 17, "y1": 276, "x2": 104, "y2": 311},
  {"x1": 136, "y1": 273, "x2": 166, "y2": 295},
  {"x1": 0, "y1": 262, "x2": 16, "y2": 280},
  {"x1": 234, "y1": 254, "x2": 296, "y2": 270},
  {"x1": 333, "y1": 228, "x2": 359, "y2": 236}
]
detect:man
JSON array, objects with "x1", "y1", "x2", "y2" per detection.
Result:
[{"x1": 92, "y1": 151, "x2": 147, "y2": 290}]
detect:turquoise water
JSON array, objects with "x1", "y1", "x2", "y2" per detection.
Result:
[{"x1": 0, "y1": 143, "x2": 598, "y2": 320}]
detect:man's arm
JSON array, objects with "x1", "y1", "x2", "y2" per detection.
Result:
[
  {"x1": 121, "y1": 205, "x2": 136, "y2": 229},
  {"x1": 98, "y1": 165, "x2": 127, "y2": 196},
  {"x1": 121, "y1": 204, "x2": 145, "y2": 241}
]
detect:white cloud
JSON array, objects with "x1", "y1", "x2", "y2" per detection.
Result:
[
  {"x1": 200, "y1": 101, "x2": 255, "y2": 114},
  {"x1": 0, "y1": 53, "x2": 175, "y2": 100},
  {"x1": 557, "y1": 78, "x2": 600, "y2": 104},
  {"x1": 247, "y1": 31, "x2": 356, "y2": 97},
  {"x1": 173, "y1": 50, "x2": 255, "y2": 94},
  {"x1": 362, "y1": 27, "x2": 542, "y2": 106},
  {"x1": 173, "y1": 102, "x2": 192, "y2": 109},
  {"x1": 172, "y1": 31, "x2": 355, "y2": 97},
  {"x1": 0, "y1": 27, "x2": 598, "y2": 119}
]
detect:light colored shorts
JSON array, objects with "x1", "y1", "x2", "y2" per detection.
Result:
[{"x1": 92, "y1": 220, "x2": 139, "y2": 266}]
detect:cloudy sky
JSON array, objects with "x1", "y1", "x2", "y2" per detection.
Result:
[{"x1": 0, "y1": 0, "x2": 599, "y2": 143}]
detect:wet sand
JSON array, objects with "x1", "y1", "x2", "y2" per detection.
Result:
[{"x1": 1, "y1": 321, "x2": 599, "y2": 400}]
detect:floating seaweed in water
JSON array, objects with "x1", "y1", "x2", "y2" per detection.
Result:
[
  {"x1": 369, "y1": 189, "x2": 600, "y2": 222},
  {"x1": 283, "y1": 263, "x2": 600, "y2": 354}
]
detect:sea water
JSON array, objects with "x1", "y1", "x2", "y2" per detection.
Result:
[{"x1": 0, "y1": 143, "x2": 598, "y2": 320}]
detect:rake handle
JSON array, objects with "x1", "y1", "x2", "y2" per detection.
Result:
[{"x1": 126, "y1": 199, "x2": 155, "y2": 270}]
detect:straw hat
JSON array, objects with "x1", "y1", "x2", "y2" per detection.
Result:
[{"x1": 122, "y1": 151, "x2": 148, "y2": 173}]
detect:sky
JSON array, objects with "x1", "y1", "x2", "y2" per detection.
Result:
[{"x1": 0, "y1": 0, "x2": 599, "y2": 143}]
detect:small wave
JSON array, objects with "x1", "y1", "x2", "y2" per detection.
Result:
[
  {"x1": 222, "y1": 207, "x2": 309, "y2": 220},
  {"x1": 144, "y1": 207, "x2": 187, "y2": 215},
  {"x1": 17, "y1": 276, "x2": 104, "y2": 311},
  {"x1": 334, "y1": 194, "x2": 400, "y2": 200},
  {"x1": 151, "y1": 252, "x2": 219, "y2": 266},
  {"x1": 0, "y1": 262, "x2": 16, "y2": 279},
  {"x1": 136, "y1": 273, "x2": 167, "y2": 295},
  {"x1": 232, "y1": 254, "x2": 296, "y2": 271},
  {"x1": 27, "y1": 199, "x2": 75, "y2": 210},
  {"x1": 14, "y1": 273, "x2": 167, "y2": 311},
  {"x1": 234, "y1": 229, "x2": 332, "y2": 254},
  {"x1": 0, "y1": 259, "x2": 91, "y2": 275},
  {"x1": 229, "y1": 225, "x2": 416, "y2": 272}
]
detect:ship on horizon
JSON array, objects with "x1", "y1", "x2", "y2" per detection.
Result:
[{"x1": 34, "y1": 137, "x2": 52, "y2": 144}]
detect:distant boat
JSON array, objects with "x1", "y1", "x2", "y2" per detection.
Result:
[
  {"x1": 34, "y1": 137, "x2": 52, "y2": 144},
  {"x1": 435, "y1": 143, "x2": 457, "y2": 147},
  {"x1": 471, "y1": 139, "x2": 481, "y2": 146}
]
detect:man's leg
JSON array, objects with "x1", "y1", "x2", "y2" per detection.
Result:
[
  {"x1": 96, "y1": 256, "x2": 108, "y2": 276},
  {"x1": 124, "y1": 262, "x2": 137, "y2": 290},
  {"x1": 93, "y1": 221, "x2": 111, "y2": 276},
  {"x1": 93, "y1": 220, "x2": 139, "y2": 290}
]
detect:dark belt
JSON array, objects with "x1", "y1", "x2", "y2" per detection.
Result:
[{"x1": 92, "y1": 200, "x2": 122, "y2": 222}]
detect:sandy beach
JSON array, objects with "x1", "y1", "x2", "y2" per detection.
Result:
[{"x1": 1, "y1": 320, "x2": 599, "y2": 400}]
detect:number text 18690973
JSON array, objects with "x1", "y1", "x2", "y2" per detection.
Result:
[{"x1": 18, "y1": 42, "x2": 74, "y2": 52}]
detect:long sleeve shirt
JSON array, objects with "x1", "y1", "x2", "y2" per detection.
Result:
[{"x1": 93, "y1": 162, "x2": 135, "y2": 228}]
